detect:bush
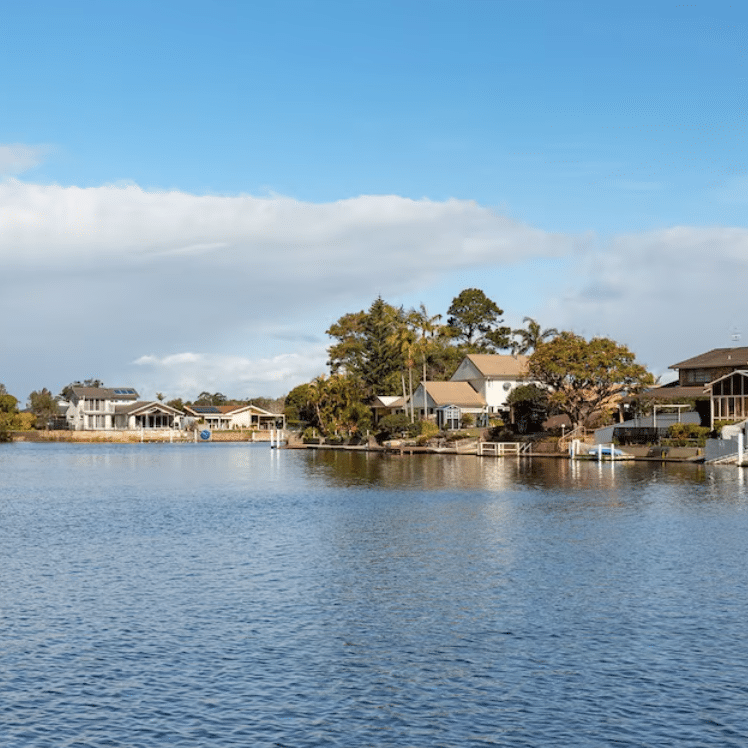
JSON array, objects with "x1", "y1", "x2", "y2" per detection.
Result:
[
  {"x1": 444, "y1": 430, "x2": 472, "y2": 442},
  {"x1": 376, "y1": 413, "x2": 410, "y2": 440},
  {"x1": 418, "y1": 420, "x2": 439, "y2": 438},
  {"x1": 665, "y1": 423, "x2": 710, "y2": 446},
  {"x1": 302, "y1": 426, "x2": 320, "y2": 443},
  {"x1": 485, "y1": 424, "x2": 515, "y2": 442}
]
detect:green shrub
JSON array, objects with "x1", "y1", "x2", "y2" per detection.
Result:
[
  {"x1": 376, "y1": 413, "x2": 410, "y2": 440},
  {"x1": 665, "y1": 423, "x2": 710, "y2": 446}
]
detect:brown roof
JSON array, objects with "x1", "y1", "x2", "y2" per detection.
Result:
[
  {"x1": 625, "y1": 385, "x2": 709, "y2": 402},
  {"x1": 670, "y1": 347, "x2": 748, "y2": 370},
  {"x1": 423, "y1": 381, "x2": 486, "y2": 408},
  {"x1": 465, "y1": 354, "x2": 529, "y2": 378}
]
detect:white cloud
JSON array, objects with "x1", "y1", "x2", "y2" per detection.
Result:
[
  {"x1": 132, "y1": 350, "x2": 327, "y2": 400},
  {"x1": 543, "y1": 225, "x2": 748, "y2": 377},
  {"x1": 2, "y1": 179, "x2": 747, "y2": 399},
  {"x1": 0, "y1": 144, "x2": 49, "y2": 175}
]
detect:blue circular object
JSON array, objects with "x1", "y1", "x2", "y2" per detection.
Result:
[{"x1": 200, "y1": 429, "x2": 211, "y2": 441}]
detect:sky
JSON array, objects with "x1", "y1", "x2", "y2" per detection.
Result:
[{"x1": 1, "y1": 0, "x2": 746, "y2": 402}]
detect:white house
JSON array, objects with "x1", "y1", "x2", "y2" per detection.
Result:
[
  {"x1": 449, "y1": 354, "x2": 531, "y2": 414},
  {"x1": 65, "y1": 387, "x2": 185, "y2": 430}
]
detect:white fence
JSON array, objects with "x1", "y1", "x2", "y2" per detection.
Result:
[{"x1": 478, "y1": 442, "x2": 528, "y2": 457}]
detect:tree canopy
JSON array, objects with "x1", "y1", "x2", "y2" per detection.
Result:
[
  {"x1": 0, "y1": 386, "x2": 22, "y2": 441},
  {"x1": 528, "y1": 332, "x2": 655, "y2": 429},
  {"x1": 28, "y1": 388, "x2": 58, "y2": 429},
  {"x1": 446, "y1": 288, "x2": 511, "y2": 352}
]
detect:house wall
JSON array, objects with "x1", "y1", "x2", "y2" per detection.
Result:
[{"x1": 680, "y1": 366, "x2": 734, "y2": 386}]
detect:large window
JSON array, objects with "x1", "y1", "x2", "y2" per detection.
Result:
[{"x1": 686, "y1": 370, "x2": 712, "y2": 385}]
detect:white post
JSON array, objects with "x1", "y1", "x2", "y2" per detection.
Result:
[
  {"x1": 739, "y1": 432, "x2": 744, "y2": 467},
  {"x1": 610, "y1": 443, "x2": 615, "y2": 462},
  {"x1": 598, "y1": 444, "x2": 602, "y2": 461}
]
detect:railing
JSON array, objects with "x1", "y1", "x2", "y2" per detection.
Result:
[
  {"x1": 558, "y1": 426, "x2": 589, "y2": 453},
  {"x1": 478, "y1": 441, "x2": 524, "y2": 456}
]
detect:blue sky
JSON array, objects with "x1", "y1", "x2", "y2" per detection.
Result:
[{"x1": 1, "y1": 0, "x2": 746, "y2": 400}]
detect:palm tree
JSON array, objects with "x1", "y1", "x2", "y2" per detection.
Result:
[
  {"x1": 410, "y1": 304, "x2": 443, "y2": 420},
  {"x1": 388, "y1": 319, "x2": 417, "y2": 421},
  {"x1": 511, "y1": 317, "x2": 559, "y2": 355}
]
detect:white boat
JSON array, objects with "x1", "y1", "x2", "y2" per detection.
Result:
[{"x1": 587, "y1": 445, "x2": 634, "y2": 460}]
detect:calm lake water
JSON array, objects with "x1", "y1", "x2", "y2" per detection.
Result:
[{"x1": 2, "y1": 442, "x2": 748, "y2": 747}]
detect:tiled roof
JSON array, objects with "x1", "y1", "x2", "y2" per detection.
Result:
[
  {"x1": 423, "y1": 381, "x2": 486, "y2": 407},
  {"x1": 464, "y1": 354, "x2": 529, "y2": 377},
  {"x1": 670, "y1": 347, "x2": 748, "y2": 370}
]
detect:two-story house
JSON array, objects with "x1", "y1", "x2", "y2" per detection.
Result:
[
  {"x1": 449, "y1": 354, "x2": 531, "y2": 415},
  {"x1": 66, "y1": 387, "x2": 184, "y2": 430}
]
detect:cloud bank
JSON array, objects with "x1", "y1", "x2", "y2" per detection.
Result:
[{"x1": 1, "y1": 178, "x2": 747, "y2": 399}]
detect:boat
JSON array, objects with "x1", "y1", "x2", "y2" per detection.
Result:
[{"x1": 587, "y1": 444, "x2": 634, "y2": 460}]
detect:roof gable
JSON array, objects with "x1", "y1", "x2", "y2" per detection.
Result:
[{"x1": 461, "y1": 354, "x2": 529, "y2": 378}]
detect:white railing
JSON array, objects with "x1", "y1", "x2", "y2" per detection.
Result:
[{"x1": 478, "y1": 441, "x2": 524, "y2": 456}]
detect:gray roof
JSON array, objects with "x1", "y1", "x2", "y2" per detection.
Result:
[
  {"x1": 115, "y1": 401, "x2": 184, "y2": 415},
  {"x1": 670, "y1": 347, "x2": 748, "y2": 370},
  {"x1": 70, "y1": 386, "x2": 139, "y2": 401}
]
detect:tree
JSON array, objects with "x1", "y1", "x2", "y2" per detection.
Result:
[
  {"x1": 528, "y1": 333, "x2": 655, "y2": 429},
  {"x1": 0, "y1": 386, "x2": 21, "y2": 441},
  {"x1": 447, "y1": 288, "x2": 511, "y2": 352},
  {"x1": 327, "y1": 297, "x2": 404, "y2": 398},
  {"x1": 194, "y1": 391, "x2": 227, "y2": 406},
  {"x1": 326, "y1": 310, "x2": 368, "y2": 380},
  {"x1": 388, "y1": 314, "x2": 417, "y2": 421},
  {"x1": 28, "y1": 388, "x2": 58, "y2": 429},
  {"x1": 361, "y1": 297, "x2": 403, "y2": 396},
  {"x1": 506, "y1": 383, "x2": 550, "y2": 433},
  {"x1": 511, "y1": 317, "x2": 559, "y2": 355},
  {"x1": 60, "y1": 378, "x2": 103, "y2": 399},
  {"x1": 284, "y1": 383, "x2": 318, "y2": 426},
  {"x1": 286, "y1": 375, "x2": 370, "y2": 436}
]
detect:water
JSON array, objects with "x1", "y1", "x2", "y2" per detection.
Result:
[{"x1": 2, "y1": 442, "x2": 748, "y2": 746}]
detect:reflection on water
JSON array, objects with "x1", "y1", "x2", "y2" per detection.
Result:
[{"x1": 2, "y1": 443, "x2": 748, "y2": 747}]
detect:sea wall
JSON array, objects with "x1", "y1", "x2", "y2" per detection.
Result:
[{"x1": 12, "y1": 429, "x2": 275, "y2": 443}]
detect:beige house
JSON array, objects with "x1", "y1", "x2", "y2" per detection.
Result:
[
  {"x1": 408, "y1": 381, "x2": 488, "y2": 429},
  {"x1": 184, "y1": 404, "x2": 285, "y2": 430}
]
